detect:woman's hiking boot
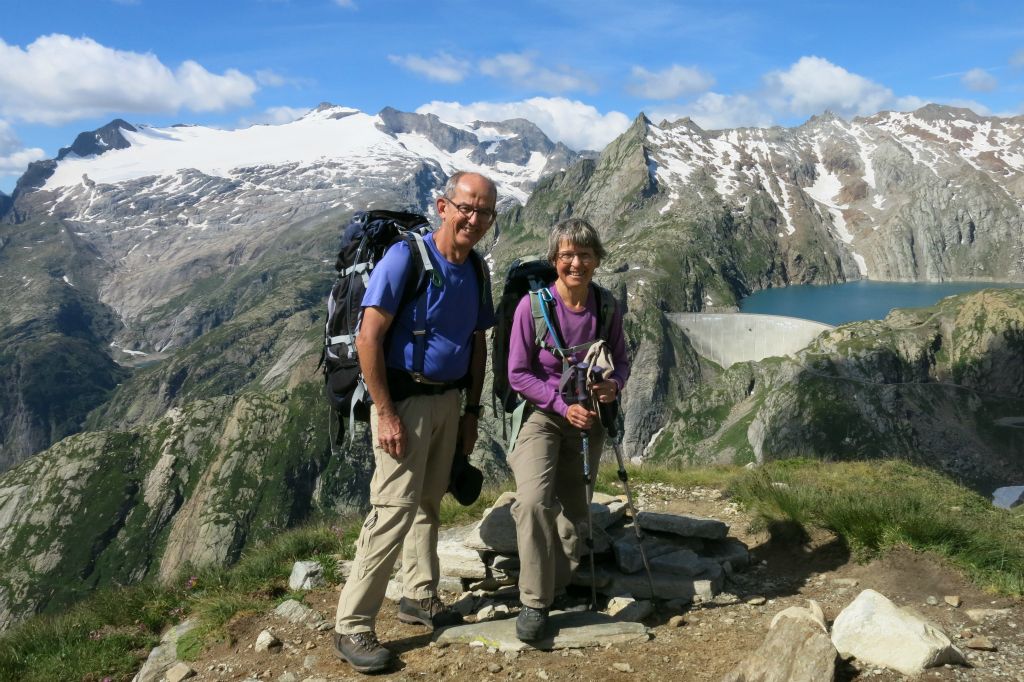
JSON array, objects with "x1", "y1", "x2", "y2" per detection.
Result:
[{"x1": 516, "y1": 605, "x2": 549, "y2": 641}]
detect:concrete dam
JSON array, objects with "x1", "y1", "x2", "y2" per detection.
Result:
[{"x1": 668, "y1": 313, "x2": 835, "y2": 368}]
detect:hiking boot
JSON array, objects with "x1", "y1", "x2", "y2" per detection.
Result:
[
  {"x1": 333, "y1": 631, "x2": 391, "y2": 673},
  {"x1": 397, "y1": 596, "x2": 465, "y2": 630},
  {"x1": 516, "y1": 605, "x2": 549, "y2": 642}
]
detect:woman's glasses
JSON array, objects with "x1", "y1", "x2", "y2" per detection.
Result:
[{"x1": 556, "y1": 251, "x2": 596, "y2": 264}]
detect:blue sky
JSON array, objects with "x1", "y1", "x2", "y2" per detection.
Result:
[{"x1": 2, "y1": 0, "x2": 1024, "y2": 192}]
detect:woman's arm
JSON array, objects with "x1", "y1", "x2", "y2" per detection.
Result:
[{"x1": 508, "y1": 294, "x2": 569, "y2": 416}]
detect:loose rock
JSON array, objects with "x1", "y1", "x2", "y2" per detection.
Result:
[
  {"x1": 831, "y1": 590, "x2": 966, "y2": 676},
  {"x1": 288, "y1": 561, "x2": 324, "y2": 591},
  {"x1": 724, "y1": 605, "x2": 838, "y2": 682},
  {"x1": 255, "y1": 630, "x2": 282, "y2": 653},
  {"x1": 165, "y1": 662, "x2": 196, "y2": 682}
]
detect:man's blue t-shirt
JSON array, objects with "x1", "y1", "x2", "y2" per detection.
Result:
[{"x1": 361, "y1": 232, "x2": 496, "y2": 383}]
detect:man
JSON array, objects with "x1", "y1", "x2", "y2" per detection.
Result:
[{"x1": 333, "y1": 171, "x2": 497, "y2": 673}]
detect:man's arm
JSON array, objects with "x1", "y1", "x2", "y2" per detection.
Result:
[
  {"x1": 356, "y1": 306, "x2": 406, "y2": 459},
  {"x1": 459, "y1": 330, "x2": 487, "y2": 454}
]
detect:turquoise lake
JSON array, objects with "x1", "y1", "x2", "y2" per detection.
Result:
[{"x1": 739, "y1": 281, "x2": 1024, "y2": 326}]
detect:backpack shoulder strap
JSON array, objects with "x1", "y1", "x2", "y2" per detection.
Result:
[
  {"x1": 529, "y1": 286, "x2": 568, "y2": 356},
  {"x1": 593, "y1": 284, "x2": 617, "y2": 341},
  {"x1": 397, "y1": 231, "x2": 437, "y2": 380},
  {"x1": 467, "y1": 249, "x2": 492, "y2": 310}
]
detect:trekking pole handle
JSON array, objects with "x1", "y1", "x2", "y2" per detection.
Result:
[
  {"x1": 575, "y1": 362, "x2": 590, "y2": 405},
  {"x1": 591, "y1": 365, "x2": 620, "y2": 436}
]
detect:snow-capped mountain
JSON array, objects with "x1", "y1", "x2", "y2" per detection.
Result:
[
  {"x1": 646, "y1": 104, "x2": 1024, "y2": 282},
  {"x1": 6, "y1": 104, "x2": 578, "y2": 351}
]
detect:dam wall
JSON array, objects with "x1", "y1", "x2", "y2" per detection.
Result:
[{"x1": 668, "y1": 313, "x2": 835, "y2": 368}]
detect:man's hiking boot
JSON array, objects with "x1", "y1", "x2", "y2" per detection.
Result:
[
  {"x1": 516, "y1": 605, "x2": 549, "y2": 642},
  {"x1": 397, "y1": 596, "x2": 465, "y2": 630},
  {"x1": 333, "y1": 631, "x2": 391, "y2": 673}
]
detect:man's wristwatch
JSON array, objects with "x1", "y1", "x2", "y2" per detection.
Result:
[{"x1": 464, "y1": 404, "x2": 481, "y2": 417}]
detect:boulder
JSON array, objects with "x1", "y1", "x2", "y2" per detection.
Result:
[
  {"x1": 274, "y1": 600, "x2": 320, "y2": 625},
  {"x1": 132, "y1": 618, "x2": 197, "y2": 682},
  {"x1": 437, "y1": 524, "x2": 489, "y2": 579},
  {"x1": 831, "y1": 590, "x2": 966, "y2": 676},
  {"x1": 288, "y1": 561, "x2": 324, "y2": 591},
  {"x1": 635, "y1": 511, "x2": 728, "y2": 539},
  {"x1": 723, "y1": 604, "x2": 838, "y2": 682},
  {"x1": 464, "y1": 492, "x2": 518, "y2": 553}
]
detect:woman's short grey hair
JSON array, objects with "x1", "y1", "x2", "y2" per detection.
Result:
[{"x1": 546, "y1": 218, "x2": 606, "y2": 264}]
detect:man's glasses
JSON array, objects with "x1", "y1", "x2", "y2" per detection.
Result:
[
  {"x1": 444, "y1": 197, "x2": 496, "y2": 223},
  {"x1": 556, "y1": 251, "x2": 596, "y2": 264}
]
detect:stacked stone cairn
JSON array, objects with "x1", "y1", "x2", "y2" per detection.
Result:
[{"x1": 431, "y1": 491, "x2": 750, "y2": 606}]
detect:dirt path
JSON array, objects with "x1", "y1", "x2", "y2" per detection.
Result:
[{"x1": 182, "y1": 484, "x2": 1024, "y2": 681}]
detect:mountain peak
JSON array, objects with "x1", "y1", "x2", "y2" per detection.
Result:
[
  {"x1": 912, "y1": 102, "x2": 983, "y2": 123},
  {"x1": 56, "y1": 119, "x2": 137, "y2": 161}
]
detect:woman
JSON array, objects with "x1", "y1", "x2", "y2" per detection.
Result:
[{"x1": 506, "y1": 217, "x2": 630, "y2": 641}]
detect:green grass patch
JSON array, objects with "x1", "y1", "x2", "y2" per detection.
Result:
[
  {"x1": 729, "y1": 459, "x2": 1024, "y2": 595},
  {"x1": 0, "y1": 522, "x2": 348, "y2": 682}
]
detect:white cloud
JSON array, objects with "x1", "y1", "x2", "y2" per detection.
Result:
[
  {"x1": 961, "y1": 68, "x2": 997, "y2": 92},
  {"x1": 417, "y1": 97, "x2": 630, "y2": 151},
  {"x1": 238, "y1": 106, "x2": 310, "y2": 127},
  {"x1": 1011, "y1": 49, "x2": 1024, "y2": 67},
  {"x1": 388, "y1": 52, "x2": 469, "y2": 84},
  {"x1": 627, "y1": 65, "x2": 715, "y2": 100},
  {"x1": 255, "y1": 69, "x2": 288, "y2": 87},
  {"x1": 763, "y1": 56, "x2": 902, "y2": 118},
  {"x1": 649, "y1": 92, "x2": 774, "y2": 130},
  {"x1": 0, "y1": 120, "x2": 45, "y2": 175},
  {"x1": 0, "y1": 34, "x2": 258, "y2": 125},
  {"x1": 333, "y1": 0, "x2": 357, "y2": 8},
  {"x1": 479, "y1": 53, "x2": 596, "y2": 94}
]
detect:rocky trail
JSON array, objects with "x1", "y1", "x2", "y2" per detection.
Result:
[{"x1": 137, "y1": 484, "x2": 1024, "y2": 682}]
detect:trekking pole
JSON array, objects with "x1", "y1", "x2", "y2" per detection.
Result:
[
  {"x1": 574, "y1": 361, "x2": 598, "y2": 611},
  {"x1": 593, "y1": 367, "x2": 656, "y2": 604}
]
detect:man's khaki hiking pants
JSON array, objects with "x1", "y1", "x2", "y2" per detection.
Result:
[
  {"x1": 510, "y1": 409, "x2": 605, "y2": 610},
  {"x1": 335, "y1": 390, "x2": 460, "y2": 634}
]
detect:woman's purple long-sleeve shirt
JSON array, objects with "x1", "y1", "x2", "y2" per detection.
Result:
[{"x1": 507, "y1": 284, "x2": 630, "y2": 417}]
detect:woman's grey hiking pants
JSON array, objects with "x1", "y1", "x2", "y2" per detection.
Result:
[{"x1": 510, "y1": 409, "x2": 604, "y2": 609}]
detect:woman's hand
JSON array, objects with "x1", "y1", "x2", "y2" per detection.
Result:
[
  {"x1": 590, "y1": 378, "x2": 618, "y2": 404},
  {"x1": 565, "y1": 403, "x2": 598, "y2": 430}
]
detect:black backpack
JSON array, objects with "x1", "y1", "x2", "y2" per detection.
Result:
[
  {"x1": 323, "y1": 210, "x2": 434, "y2": 444},
  {"x1": 323, "y1": 209, "x2": 489, "y2": 445},
  {"x1": 490, "y1": 256, "x2": 616, "y2": 444}
]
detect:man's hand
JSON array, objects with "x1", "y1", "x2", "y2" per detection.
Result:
[
  {"x1": 458, "y1": 413, "x2": 479, "y2": 455},
  {"x1": 591, "y1": 379, "x2": 618, "y2": 404},
  {"x1": 376, "y1": 409, "x2": 407, "y2": 459},
  {"x1": 565, "y1": 403, "x2": 598, "y2": 430}
]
